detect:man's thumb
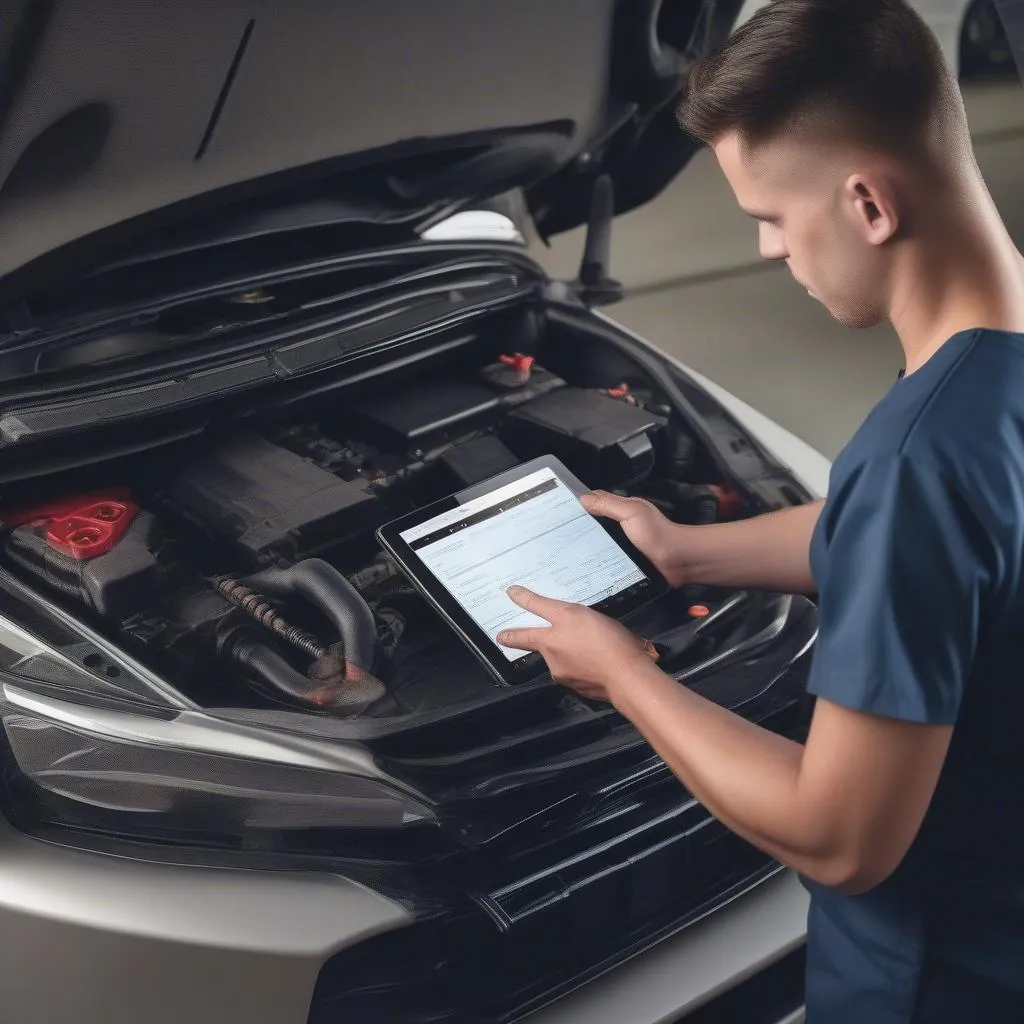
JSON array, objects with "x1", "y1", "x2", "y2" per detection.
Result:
[{"x1": 580, "y1": 490, "x2": 643, "y2": 522}]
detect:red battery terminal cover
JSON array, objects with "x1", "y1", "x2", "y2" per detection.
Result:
[
  {"x1": 600, "y1": 382, "x2": 639, "y2": 405},
  {"x1": 3, "y1": 488, "x2": 139, "y2": 561},
  {"x1": 706, "y1": 484, "x2": 744, "y2": 520},
  {"x1": 498, "y1": 352, "x2": 535, "y2": 375}
]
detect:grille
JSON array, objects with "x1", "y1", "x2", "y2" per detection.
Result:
[{"x1": 309, "y1": 839, "x2": 782, "y2": 1024}]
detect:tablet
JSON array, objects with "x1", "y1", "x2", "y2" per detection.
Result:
[{"x1": 376, "y1": 455, "x2": 668, "y2": 686}]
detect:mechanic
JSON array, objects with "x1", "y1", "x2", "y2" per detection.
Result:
[{"x1": 496, "y1": 1, "x2": 1024, "y2": 1021}]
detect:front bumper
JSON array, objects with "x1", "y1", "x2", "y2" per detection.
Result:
[
  {"x1": 0, "y1": 811, "x2": 807, "y2": 1024},
  {"x1": 521, "y1": 870, "x2": 807, "y2": 1024}
]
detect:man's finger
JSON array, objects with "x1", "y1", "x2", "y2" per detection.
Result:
[
  {"x1": 580, "y1": 490, "x2": 653, "y2": 522},
  {"x1": 505, "y1": 585, "x2": 573, "y2": 617},
  {"x1": 495, "y1": 626, "x2": 547, "y2": 651}
]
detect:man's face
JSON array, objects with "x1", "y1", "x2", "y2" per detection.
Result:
[{"x1": 712, "y1": 130, "x2": 896, "y2": 329}]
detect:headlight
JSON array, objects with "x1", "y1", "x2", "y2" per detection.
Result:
[{"x1": 0, "y1": 605, "x2": 433, "y2": 851}]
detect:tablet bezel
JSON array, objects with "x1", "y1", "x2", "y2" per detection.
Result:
[{"x1": 376, "y1": 454, "x2": 668, "y2": 687}]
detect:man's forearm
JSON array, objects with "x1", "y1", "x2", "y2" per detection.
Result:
[
  {"x1": 679, "y1": 500, "x2": 823, "y2": 593},
  {"x1": 614, "y1": 658, "x2": 845, "y2": 885}
]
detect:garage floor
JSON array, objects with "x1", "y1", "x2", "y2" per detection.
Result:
[{"x1": 534, "y1": 77, "x2": 1024, "y2": 461}]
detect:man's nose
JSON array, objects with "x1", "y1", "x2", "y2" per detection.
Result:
[{"x1": 757, "y1": 223, "x2": 787, "y2": 261}]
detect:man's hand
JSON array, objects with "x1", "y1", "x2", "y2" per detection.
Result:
[
  {"x1": 496, "y1": 586, "x2": 658, "y2": 702},
  {"x1": 583, "y1": 490, "x2": 824, "y2": 595},
  {"x1": 580, "y1": 491, "x2": 689, "y2": 587}
]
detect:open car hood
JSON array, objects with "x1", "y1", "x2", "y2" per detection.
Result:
[{"x1": 0, "y1": 0, "x2": 743, "y2": 300}]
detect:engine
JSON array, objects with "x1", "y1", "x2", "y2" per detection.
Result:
[{"x1": 0, "y1": 356, "x2": 743, "y2": 719}]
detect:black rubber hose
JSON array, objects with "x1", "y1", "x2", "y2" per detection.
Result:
[
  {"x1": 229, "y1": 632, "x2": 386, "y2": 714},
  {"x1": 245, "y1": 559, "x2": 377, "y2": 673},
  {"x1": 689, "y1": 488, "x2": 721, "y2": 526}
]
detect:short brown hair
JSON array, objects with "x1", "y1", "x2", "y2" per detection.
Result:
[{"x1": 677, "y1": 0, "x2": 962, "y2": 154}]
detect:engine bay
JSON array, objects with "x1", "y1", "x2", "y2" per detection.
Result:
[{"x1": 0, "y1": 348, "x2": 751, "y2": 721}]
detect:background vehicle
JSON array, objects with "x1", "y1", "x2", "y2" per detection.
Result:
[{"x1": 0, "y1": 3, "x2": 829, "y2": 1022}]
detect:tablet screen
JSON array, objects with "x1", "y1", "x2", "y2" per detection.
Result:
[{"x1": 398, "y1": 466, "x2": 648, "y2": 661}]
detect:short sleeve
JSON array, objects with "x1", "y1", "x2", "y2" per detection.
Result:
[{"x1": 807, "y1": 452, "x2": 992, "y2": 725}]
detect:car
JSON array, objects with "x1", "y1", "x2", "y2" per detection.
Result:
[
  {"x1": 0, "y1": 3, "x2": 832, "y2": 1023},
  {"x1": 737, "y1": 0, "x2": 1016, "y2": 80}
]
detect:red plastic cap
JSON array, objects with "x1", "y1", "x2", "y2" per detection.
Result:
[
  {"x1": 3, "y1": 488, "x2": 139, "y2": 560},
  {"x1": 498, "y1": 353, "x2": 535, "y2": 374},
  {"x1": 707, "y1": 484, "x2": 744, "y2": 520}
]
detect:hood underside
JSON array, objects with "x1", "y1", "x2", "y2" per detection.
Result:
[{"x1": 0, "y1": 0, "x2": 742, "y2": 298}]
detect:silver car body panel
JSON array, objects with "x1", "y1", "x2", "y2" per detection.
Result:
[{"x1": 0, "y1": 814, "x2": 410, "y2": 1024}]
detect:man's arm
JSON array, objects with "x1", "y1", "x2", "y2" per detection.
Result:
[
  {"x1": 582, "y1": 493, "x2": 823, "y2": 595},
  {"x1": 682, "y1": 500, "x2": 824, "y2": 593},
  {"x1": 497, "y1": 587, "x2": 953, "y2": 895},
  {"x1": 613, "y1": 660, "x2": 952, "y2": 894}
]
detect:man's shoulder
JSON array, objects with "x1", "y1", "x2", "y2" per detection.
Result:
[
  {"x1": 825, "y1": 344, "x2": 1024, "y2": 553},
  {"x1": 854, "y1": 330, "x2": 1024, "y2": 465},
  {"x1": 906, "y1": 336, "x2": 1024, "y2": 461},
  {"x1": 829, "y1": 329, "x2": 1024, "y2": 493}
]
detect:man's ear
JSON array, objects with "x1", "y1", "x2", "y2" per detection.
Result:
[{"x1": 844, "y1": 173, "x2": 899, "y2": 245}]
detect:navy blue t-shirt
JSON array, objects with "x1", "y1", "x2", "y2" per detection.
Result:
[{"x1": 803, "y1": 328, "x2": 1024, "y2": 1023}]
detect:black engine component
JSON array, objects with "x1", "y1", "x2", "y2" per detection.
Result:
[
  {"x1": 350, "y1": 364, "x2": 564, "y2": 455},
  {"x1": 351, "y1": 381, "x2": 503, "y2": 453},
  {"x1": 161, "y1": 433, "x2": 381, "y2": 569},
  {"x1": 125, "y1": 582, "x2": 235, "y2": 669},
  {"x1": 666, "y1": 483, "x2": 721, "y2": 525},
  {"x1": 501, "y1": 387, "x2": 666, "y2": 488},
  {"x1": 3, "y1": 508, "x2": 171, "y2": 621},
  {"x1": 439, "y1": 435, "x2": 520, "y2": 488},
  {"x1": 666, "y1": 427, "x2": 700, "y2": 477},
  {"x1": 641, "y1": 480, "x2": 745, "y2": 525}
]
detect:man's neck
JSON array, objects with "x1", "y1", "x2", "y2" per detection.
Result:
[{"x1": 890, "y1": 188, "x2": 1024, "y2": 375}]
